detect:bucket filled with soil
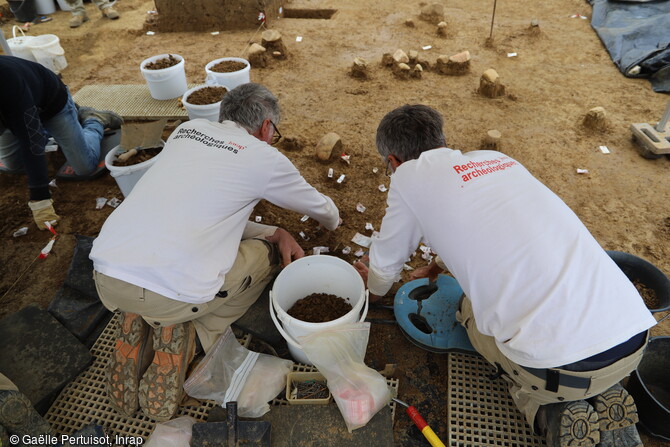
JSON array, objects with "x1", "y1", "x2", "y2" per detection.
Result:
[
  {"x1": 607, "y1": 250, "x2": 670, "y2": 313},
  {"x1": 182, "y1": 85, "x2": 227, "y2": 122},
  {"x1": 105, "y1": 143, "x2": 164, "y2": 197},
  {"x1": 140, "y1": 53, "x2": 188, "y2": 100},
  {"x1": 204, "y1": 57, "x2": 250, "y2": 91},
  {"x1": 270, "y1": 255, "x2": 368, "y2": 365}
]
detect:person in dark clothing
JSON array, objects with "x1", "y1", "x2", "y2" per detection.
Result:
[{"x1": 0, "y1": 55, "x2": 123, "y2": 229}]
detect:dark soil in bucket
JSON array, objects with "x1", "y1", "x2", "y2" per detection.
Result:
[
  {"x1": 187, "y1": 86, "x2": 227, "y2": 105},
  {"x1": 287, "y1": 293, "x2": 352, "y2": 323},
  {"x1": 210, "y1": 60, "x2": 248, "y2": 73},
  {"x1": 144, "y1": 55, "x2": 180, "y2": 70},
  {"x1": 633, "y1": 279, "x2": 660, "y2": 309},
  {"x1": 113, "y1": 147, "x2": 162, "y2": 167}
]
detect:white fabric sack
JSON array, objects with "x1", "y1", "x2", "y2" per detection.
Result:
[{"x1": 299, "y1": 322, "x2": 391, "y2": 432}]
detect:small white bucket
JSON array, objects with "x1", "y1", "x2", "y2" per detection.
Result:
[
  {"x1": 140, "y1": 54, "x2": 188, "y2": 100},
  {"x1": 35, "y1": 0, "x2": 56, "y2": 15},
  {"x1": 55, "y1": 0, "x2": 72, "y2": 11},
  {"x1": 269, "y1": 255, "x2": 369, "y2": 365},
  {"x1": 204, "y1": 57, "x2": 250, "y2": 91},
  {"x1": 7, "y1": 26, "x2": 37, "y2": 62},
  {"x1": 182, "y1": 85, "x2": 226, "y2": 122},
  {"x1": 27, "y1": 34, "x2": 67, "y2": 74},
  {"x1": 105, "y1": 143, "x2": 163, "y2": 197}
]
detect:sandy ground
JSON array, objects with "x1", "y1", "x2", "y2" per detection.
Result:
[{"x1": 1, "y1": 0, "x2": 669, "y2": 445}]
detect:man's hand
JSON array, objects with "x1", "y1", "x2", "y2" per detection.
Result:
[
  {"x1": 266, "y1": 228, "x2": 305, "y2": 267},
  {"x1": 409, "y1": 260, "x2": 443, "y2": 282},
  {"x1": 353, "y1": 257, "x2": 382, "y2": 303}
]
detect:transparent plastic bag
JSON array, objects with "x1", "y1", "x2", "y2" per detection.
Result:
[
  {"x1": 184, "y1": 327, "x2": 293, "y2": 417},
  {"x1": 144, "y1": 416, "x2": 195, "y2": 447},
  {"x1": 299, "y1": 322, "x2": 391, "y2": 432}
]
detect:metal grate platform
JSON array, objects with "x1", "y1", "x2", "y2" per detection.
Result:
[
  {"x1": 72, "y1": 85, "x2": 194, "y2": 121},
  {"x1": 44, "y1": 313, "x2": 248, "y2": 441},
  {"x1": 447, "y1": 352, "x2": 545, "y2": 447},
  {"x1": 45, "y1": 314, "x2": 399, "y2": 442}
]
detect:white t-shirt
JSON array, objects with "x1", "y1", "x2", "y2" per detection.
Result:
[
  {"x1": 368, "y1": 148, "x2": 655, "y2": 368},
  {"x1": 91, "y1": 120, "x2": 339, "y2": 304}
]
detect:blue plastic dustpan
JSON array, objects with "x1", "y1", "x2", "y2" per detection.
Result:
[{"x1": 394, "y1": 274, "x2": 475, "y2": 354}]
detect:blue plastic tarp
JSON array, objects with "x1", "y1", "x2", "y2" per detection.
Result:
[{"x1": 589, "y1": 0, "x2": 670, "y2": 92}]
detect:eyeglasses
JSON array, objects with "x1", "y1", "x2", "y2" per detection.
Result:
[{"x1": 270, "y1": 120, "x2": 282, "y2": 145}]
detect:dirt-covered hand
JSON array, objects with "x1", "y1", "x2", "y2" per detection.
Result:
[
  {"x1": 28, "y1": 199, "x2": 59, "y2": 230},
  {"x1": 266, "y1": 228, "x2": 304, "y2": 267},
  {"x1": 409, "y1": 260, "x2": 441, "y2": 282}
]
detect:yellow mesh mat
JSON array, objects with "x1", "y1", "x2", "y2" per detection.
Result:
[{"x1": 72, "y1": 85, "x2": 196, "y2": 120}]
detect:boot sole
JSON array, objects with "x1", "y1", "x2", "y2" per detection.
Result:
[
  {"x1": 549, "y1": 400, "x2": 600, "y2": 447},
  {"x1": 106, "y1": 313, "x2": 152, "y2": 416},
  {"x1": 139, "y1": 322, "x2": 196, "y2": 421},
  {"x1": 590, "y1": 384, "x2": 639, "y2": 431},
  {"x1": 0, "y1": 390, "x2": 52, "y2": 435}
]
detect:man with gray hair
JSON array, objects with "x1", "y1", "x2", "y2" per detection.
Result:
[
  {"x1": 354, "y1": 104, "x2": 653, "y2": 447},
  {"x1": 90, "y1": 83, "x2": 340, "y2": 421}
]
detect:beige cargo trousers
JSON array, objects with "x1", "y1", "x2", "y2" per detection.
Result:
[
  {"x1": 456, "y1": 296, "x2": 646, "y2": 427},
  {"x1": 94, "y1": 239, "x2": 279, "y2": 353}
]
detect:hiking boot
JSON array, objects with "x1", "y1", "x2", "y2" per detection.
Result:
[
  {"x1": 139, "y1": 322, "x2": 196, "y2": 421},
  {"x1": 102, "y1": 7, "x2": 119, "y2": 19},
  {"x1": 0, "y1": 424, "x2": 8, "y2": 446},
  {"x1": 106, "y1": 312, "x2": 154, "y2": 416},
  {"x1": 69, "y1": 14, "x2": 89, "y2": 28},
  {"x1": 589, "y1": 384, "x2": 642, "y2": 447},
  {"x1": 78, "y1": 107, "x2": 123, "y2": 130},
  {"x1": 0, "y1": 390, "x2": 52, "y2": 438},
  {"x1": 539, "y1": 400, "x2": 600, "y2": 447}
]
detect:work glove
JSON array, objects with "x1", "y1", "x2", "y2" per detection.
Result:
[{"x1": 28, "y1": 199, "x2": 59, "y2": 230}]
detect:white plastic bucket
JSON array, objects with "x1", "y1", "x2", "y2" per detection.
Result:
[
  {"x1": 269, "y1": 255, "x2": 369, "y2": 365},
  {"x1": 204, "y1": 57, "x2": 250, "y2": 91},
  {"x1": 55, "y1": 0, "x2": 72, "y2": 11},
  {"x1": 35, "y1": 0, "x2": 56, "y2": 15},
  {"x1": 7, "y1": 26, "x2": 37, "y2": 62},
  {"x1": 182, "y1": 85, "x2": 226, "y2": 122},
  {"x1": 140, "y1": 54, "x2": 188, "y2": 100},
  {"x1": 104, "y1": 143, "x2": 164, "y2": 197},
  {"x1": 27, "y1": 34, "x2": 67, "y2": 74}
]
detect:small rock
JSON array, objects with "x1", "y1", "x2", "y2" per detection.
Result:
[
  {"x1": 350, "y1": 57, "x2": 368, "y2": 79},
  {"x1": 261, "y1": 29, "x2": 282, "y2": 42},
  {"x1": 530, "y1": 19, "x2": 539, "y2": 27},
  {"x1": 408, "y1": 50, "x2": 419, "y2": 64},
  {"x1": 437, "y1": 21, "x2": 448, "y2": 36},
  {"x1": 393, "y1": 62, "x2": 411, "y2": 80},
  {"x1": 315, "y1": 132, "x2": 342, "y2": 161},
  {"x1": 261, "y1": 29, "x2": 288, "y2": 59},
  {"x1": 381, "y1": 53, "x2": 394, "y2": 67},
  {"x1": 247, "y1": 43, "x2": 268, "y2": 68},
  {"x1": 435, "y1": 50, "x2": 470, "y2": 75},
  {"x1": 410, "y1": 64, "x2": 423, "y2": 79},
  {"x1": 420, "y1": 2, "x2": 445, "y2": 24},
  {"x1": 582, "y1": 106, "x2": 608, "y2": 131},
  {"x1": 417, "y1": 56, "x2": 431, "y2": 70},
  {"x1": 482, "y1": 68, "x2": 499, "y2": 83},
  {"x1": 405, "y1": 18, "x2": 415, "y2": 27},
  {"x1": 478, "y1": 69, "x2": 506, "y2": 98},
  {"x1": 481, "y1": 129, "x2": 502, "y2": 151},
  {"x1": 393, "y1": 49, "x2": 409, "y2": 65}
]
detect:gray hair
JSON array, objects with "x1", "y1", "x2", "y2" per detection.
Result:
[
  {"x1": 219, "y1": 83, "x2": 281, "y2": 133},
  {"x1": 375, "y1": 105, "x2": 446, "y2": 162}
]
